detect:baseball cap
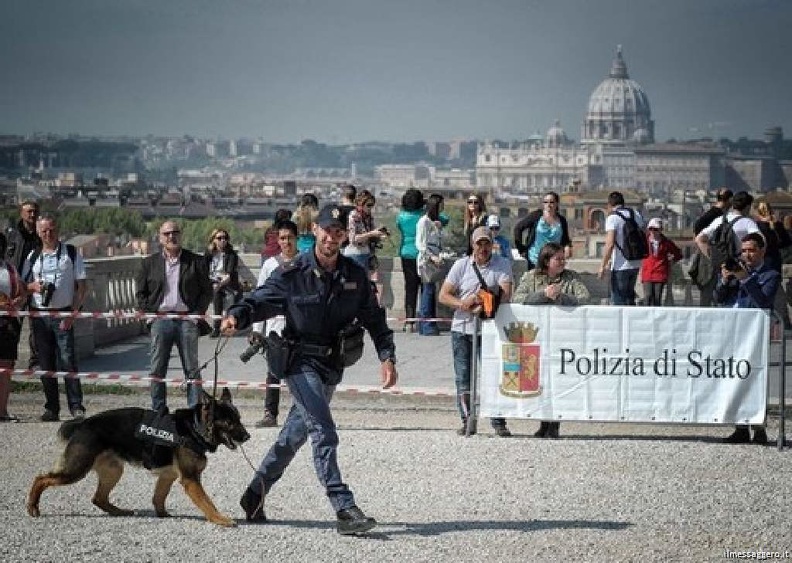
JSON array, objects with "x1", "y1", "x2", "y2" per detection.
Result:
[
  {"x1": 471, "y1": 226, "x2": 493, "y2": 245},
  {"x1": 315, "y1": 204, "x2": 345, "y2": 229},
  {"x1": 486, "y1": 214, "x2": 501, "y2": 228},
  {"x1": 647, "y1": 218, "x2": 662, "y2": 230}
]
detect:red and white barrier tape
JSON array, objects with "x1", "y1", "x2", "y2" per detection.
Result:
[
  {"x1": 0, "y1": 310, "x2": 453, "y2": 323},
  {"x1": 1, "y1": 368, "x2": 454, "y2": 397}
]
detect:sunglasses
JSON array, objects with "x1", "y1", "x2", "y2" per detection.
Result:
[
  {"x1": 543, "y1": 200, "x2": 557, "y2": 204},
  {"x1": 215, "y1": 236, "x2": 228, "y2": 240}
]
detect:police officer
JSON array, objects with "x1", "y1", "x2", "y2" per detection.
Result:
[{"x1": 221, "y1": 203, "x2": 398, "y2": 536}]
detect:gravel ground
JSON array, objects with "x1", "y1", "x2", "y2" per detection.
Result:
[{"x1": 2, "y1": 391, "x2": 791, "y2": 563}]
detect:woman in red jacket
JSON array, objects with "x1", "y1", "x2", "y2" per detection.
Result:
[{"x1": 641, "y1": 218, "x2": 683, "y2": 306}]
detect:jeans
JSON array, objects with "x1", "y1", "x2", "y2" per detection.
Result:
[
  {"x1": 418, "y1": 282, "x2": 439, "y2": 335},
  {"x1": 248, "y1": 363, "x2": 355, "y2": 513},
  {"x1": 149, "y1": 319, "x2": 201, "y2": 410},
  {"x1": 451, "y1": 331, "x2": 506, "y2": 428},
  {"x1": 401, "y1": 257, "x2": 419, "y2": 323},
  {"x1": 32, "y1": 316, "x2": 82, "y2": 414},
  {"x1": 212, "y1": 287, "x2": 241, "y2": 330},
  {"x1": 610, "y1": 268, "x2": 639, "y2": 305}
]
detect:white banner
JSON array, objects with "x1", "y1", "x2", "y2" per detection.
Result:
[{"x1": 479, "y1": 305, "x2": 770, "y2": 424}]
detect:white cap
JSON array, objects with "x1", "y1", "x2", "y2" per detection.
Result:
[
  {"x1": 647, "y1": 218, "x2": 662, "y2": 230},
  {"x1": 486, "y1": 214, "x2": 501, "y2": 228}
]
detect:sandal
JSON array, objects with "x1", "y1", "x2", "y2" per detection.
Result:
[{"x1": 0, "y1": 415, "x2": 20, "y2": 423}]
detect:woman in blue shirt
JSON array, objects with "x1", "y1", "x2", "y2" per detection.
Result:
[{"x1": 397, "y1": 189, "x2": 425, "y2": 332}]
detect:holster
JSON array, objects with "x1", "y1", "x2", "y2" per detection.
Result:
[{"x1": 266, "y1": 331, "x2": 298, "y2": 379}]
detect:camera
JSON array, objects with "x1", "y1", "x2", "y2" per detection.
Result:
[
  {"x1": 40, "y1": 281, "x2": 56, "y2": 307},
  {"x1": 723, "y1": 257, "x2": 744, "y2": 272},
  {"x1": 378, "y1": 226, "x2": 391, "y2": 236},
  {"x1": 240, "y1": 333, "x2": 267, "y2": 363}
]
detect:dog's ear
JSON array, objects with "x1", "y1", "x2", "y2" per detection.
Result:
[{"x1": 220, "y1": 387, "x2": 233, "y2": 404}]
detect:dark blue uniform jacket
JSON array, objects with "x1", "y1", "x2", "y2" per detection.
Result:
[{"x1": 227, "y1": 250, "x2": 395, "y2": 382}]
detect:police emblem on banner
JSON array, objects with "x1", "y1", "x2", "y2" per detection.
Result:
[{"x1": 500, "y1": 322, "x2": 541, "y2": 398}]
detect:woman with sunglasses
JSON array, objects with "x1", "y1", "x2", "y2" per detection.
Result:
[
  {"x1": 640, "y1": 218, "x2": 682, "y2": 306},
  {"x1": 462, "y1": 193, "x2": 488, "y2": 255},
  {"x1": 205, "y1": 228, "x2": 242, "y2": 337},
  {"x1": 344, "y1": 189, "x2": 386, "y2": 274},
  {"x1": 513, "y1": 191, "x2": 572, "y2": 270},
  {"x1": 513, "y1": 241, "x2": 590, "y2": 438}
]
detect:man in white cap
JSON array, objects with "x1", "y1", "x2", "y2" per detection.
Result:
[
  {"x1": 439, "y1": 226, "x2": 513, "y2": 437},
  {"x1": 486, "y1": 214, "x2": 512, "y2": 263}
]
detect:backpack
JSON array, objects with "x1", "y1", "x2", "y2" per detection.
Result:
[
  {"x1": 709, "y1": 214, "x2": 741, "y2": 269},
  {"x1": 612, "y1": 208, "x2": 648, "y2": 261}
]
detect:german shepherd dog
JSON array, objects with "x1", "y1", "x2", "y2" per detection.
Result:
[{"x1": 27, "y1": 388, "x2": 250, "y2": 527}]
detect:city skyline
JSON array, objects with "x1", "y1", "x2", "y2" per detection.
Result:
[{"x1": 2, "y1": 0, "x2": 790, "y2": 144}]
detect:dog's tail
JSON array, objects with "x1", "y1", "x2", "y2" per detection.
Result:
[{"x1": 57, "y1": 418, "x2": 86, "y2": 442}]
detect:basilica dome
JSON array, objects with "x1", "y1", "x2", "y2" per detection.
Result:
[{"x1": 581, "y1": 46, "x2": 654, "y2": 144}]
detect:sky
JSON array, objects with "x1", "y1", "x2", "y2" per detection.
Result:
[{"x1": 1, "y1": 0, "x2": 790, "y2": 145}]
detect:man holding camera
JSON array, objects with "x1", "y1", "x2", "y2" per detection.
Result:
[
  {"x1": 22, "y1": 215, "x2": 87, "y2": 422},
  {"x1": 714, "y1": 232, "x2": 780, "y2": 444},
  {"x1": 220, "y1": 203, "x2": 397, "y2": 535}
]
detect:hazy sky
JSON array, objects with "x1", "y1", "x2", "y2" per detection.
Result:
[{"x1": 2, "y1": 0, "x2": 790, "y2": 144}]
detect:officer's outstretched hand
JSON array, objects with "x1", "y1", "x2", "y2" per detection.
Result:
[
  {"x1": 380, "y1": 359, "x2": 398, "y2": 389},
  {"x1": 220, "y1": 315, "x2": 237, "y2": 336}
]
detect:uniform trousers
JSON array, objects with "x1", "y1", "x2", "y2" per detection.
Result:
[{"x1": 248, "y1": 362, "x2": 355, "y2": 512}]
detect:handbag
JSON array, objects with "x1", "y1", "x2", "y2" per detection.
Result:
[
  {"x1": 420, "y1": 256, "x2": 447, "y2": 283},
  {"x1": 472, "y1": 262, "x2": 501, "y2": 319}
]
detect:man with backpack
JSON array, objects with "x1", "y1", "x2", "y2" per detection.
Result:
[
  {"x1": 690, "y1": 189, "x2": 733, "y2": 306},
  {"x1": 21, "y1": 214, "x2": 87, "y2": 421},
  {"x1": 695, "y1": 191, "x2": 760, "y2": 306},
  {"x1": 598, "y1": 191, "x2": 646, "y2": 305}
]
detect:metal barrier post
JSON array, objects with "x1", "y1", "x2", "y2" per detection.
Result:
[
  {"x1": 779, "y1": 323, "x2": 787, "y2": 451},
  {"x1": 466, "y1": 316, "x2": 481, "y2": 437}
]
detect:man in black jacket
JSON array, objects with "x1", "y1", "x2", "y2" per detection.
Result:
[
  {"x1": 5, "y1": 200, "x2": 41, "y2": 369},
  {"x1": 135, "y1": 221, "x2": 213, "y2": 410}
]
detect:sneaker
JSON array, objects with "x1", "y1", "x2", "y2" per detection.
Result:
[
  {"x1": 40, "y1": 410, "x2": 59, "y2": 422},
  {"x1": 0, "y1": 414, "x2": 19, "y2": 423},
  {"x1": 752, "y1": 427, "x2": 769, "y2": 445},
  {"x1": 336, "y1": 506, "x2": 377, "y2": 535},
  {"x1": 70, "y1": 408, "x2": 86, "y2": 419},
  {"x1": 210, "y1": 329, "x2": 221, "y2": 339},
  {"x1": 723, "y1": 428, "x2": 751, "y2": 444},
  {"x1": 254, "y1": 413, "x2": 277, "y2": 428},
  {"x1": 494, "y1": 425, "x2": 512, "y2": 438},
  {"x1": 239, "y1": 488, "x2": 267, "y2": 523}
]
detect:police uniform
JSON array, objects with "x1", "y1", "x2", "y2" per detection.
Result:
[{"x1": 227, "y1": 204, "x2": 395, "y2": 533}]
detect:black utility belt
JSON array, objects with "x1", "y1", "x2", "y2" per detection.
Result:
[{"x1": 300, "y1": 342, "x2": 334, "y2": 357}]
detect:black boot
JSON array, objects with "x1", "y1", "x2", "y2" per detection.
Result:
[
  {"x1": 534, "y1": 421, "x2": 549, "y2": 438},
  {"x1": 239, "y1": 487, "x2": 267, "y2": 522},
  {"x1": 336, "y1": 506, "x2": 377, "y2": 535},
  {"x1": 546, "y1": 421, "x2": 561, "y2": 439}
]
